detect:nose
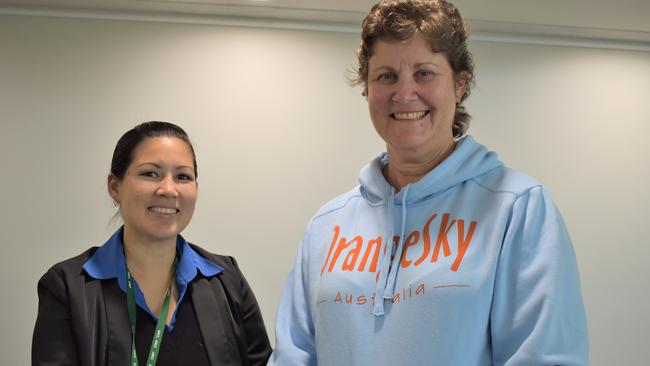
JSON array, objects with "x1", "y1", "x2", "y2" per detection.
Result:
[
  {"x1": 156, "y1": 175, "x2": 179, "y2": 198},
  {"x1": 391, "y1": 76, "x2": 418, "y2": 104}
]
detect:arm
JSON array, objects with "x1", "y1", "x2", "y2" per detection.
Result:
[
  {"x1": 491, "y1": 187, "x2": 588, "y2": 365},
  {"x1": 229, "y1": 257, "x2": 273, "y2": 366},
  {"x1": 268, "y1": 231, "x2": 317, "y2": 366},
  {"x1": 32, "y1": 268, "x2": 80, "y2": 366}
]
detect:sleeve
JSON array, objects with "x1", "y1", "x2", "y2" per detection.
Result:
[
  {"x1": 229, "y1": 257, "x2": 273, "y2": 366},
  {"x1": 32, "y1": 268, "x2": 80, "y2": 366},
  {"x1": 490, "y1": 187, "x2": 589, "y2": 366},
  {"x1": 267, "y1": 230, "x2": 317, "y2": 366}
]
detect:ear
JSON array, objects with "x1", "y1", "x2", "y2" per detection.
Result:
[
  {"x1": 107, "y1": 174, "x2": 121, "y2": 203},
  {"x1": 454, "y1": 73, "x2": 467, "y2": 103}
]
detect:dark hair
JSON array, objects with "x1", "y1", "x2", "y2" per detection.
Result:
[
  {"x1": 111, "y1": 121, "x2": 197, "y2": 180},
  {"x1": 352, "y1": 0, "x2": 475, "y2": 137}
]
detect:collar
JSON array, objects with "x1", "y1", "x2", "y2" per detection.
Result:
[
  {"x1": 82, "y1": 226, "x2": 223, "y2": 328},
  {"x1": 83, "y1": 226, "x2": 223, "y2": 282}
]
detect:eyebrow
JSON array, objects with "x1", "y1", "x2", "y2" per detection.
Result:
[
  {"x1": 135, "y1": 162, "x2": 194, "y2": 171},
  {"x1": 414, "y1": 62, "x2": 440, "y2": 68},
  {"x1": 370, "y1": 62, "x2": 441, "y2": 73}
]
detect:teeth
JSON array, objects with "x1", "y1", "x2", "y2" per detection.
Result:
[
  {"x1": 149, "y1": 207, "x2": 177, "y2": 214},
  {"x1": 393, "y1": 111, "x2": 426, "y2": 120}
]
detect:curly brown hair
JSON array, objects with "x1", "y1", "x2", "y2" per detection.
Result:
[{"x1": 352, "y1": 0, "x2": 475, "y2": 137}]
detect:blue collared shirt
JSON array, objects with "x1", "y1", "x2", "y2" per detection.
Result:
[{"x1": 82, "y1": 227, "x2": 223, "y2": 330}]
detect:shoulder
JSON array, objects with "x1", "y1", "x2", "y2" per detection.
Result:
[
  {"x1": 187, "y1": 243, "x2": 242, "y2": 275},
  {"x1": 470, "y1": 166, "x2": 563, "y2": 223},
  {"x1": 470, "y1": 165, "x2": 544, "y2": 199},
  {"x1": 473, "y1": 167, "x2": 567, "y2": 238},
  {"x1": 311, "y1": 186, "x2": 363, "y2": 222},
  {"x1": 41, "y1": 247, "x2": 98, "y2": 281},
  {"x1": 37, "y1": 247, "x2": 100, "y2": 302},
  {"x1": 186, "y1": 244, "x2": 255, "y2": 304}
]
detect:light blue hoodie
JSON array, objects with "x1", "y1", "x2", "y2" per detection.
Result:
[{"x1": 269, "y1": 136, "x2": 588, "y2": 366}]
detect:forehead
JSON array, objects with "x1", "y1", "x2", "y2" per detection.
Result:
[
  {"x1": 369, "y1": 33, "x2": 449, "y2": 67},
  {"x1": 131, "y1": 136, "x2": 194, "y2": 164}
]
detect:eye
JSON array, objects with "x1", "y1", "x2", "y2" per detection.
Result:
[
  {"x1": 415, "y1": 69, "x2": 435, "y2": 80},
  {"x1": 376, "y1": 72, "x2": 397, "y2": 82},
  {"x1": 140, "y1": 171, "x2": 159, "y2": 179},
  {"x1": 176, "y1": 173, "x2": 195, "y2": 182}
]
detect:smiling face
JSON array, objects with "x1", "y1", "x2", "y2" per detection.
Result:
[
  {"x1": 367, "y1": 33, "x2": 466, "y2": 162},
  {"x1": 108, "y1": 136, "x2": 197, "y2": 245}
]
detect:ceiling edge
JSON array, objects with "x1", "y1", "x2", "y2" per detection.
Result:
[{"x1": 1, "y1": 5, "x2": 649, "y2": 52}]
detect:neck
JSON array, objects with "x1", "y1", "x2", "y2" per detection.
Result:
[
  {"x1": 122, "y1": 228, "x2": 177, "y2": 278},
  {"x1": 384, "y1": 140, "x2": 456, "y2": 191}
]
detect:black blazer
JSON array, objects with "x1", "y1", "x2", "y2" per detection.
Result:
[{"x1": 32, "y1": 244, "x2": 272, "y2": 366}]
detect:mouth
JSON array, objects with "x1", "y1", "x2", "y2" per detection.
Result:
[
  {"x1": 148, "y1": 206, "x2": 179, "y2": 215},
  {"x1": 391, "y1": 110, "x2": 429, "y2": 121}
]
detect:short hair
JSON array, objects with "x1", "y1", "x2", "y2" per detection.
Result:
[
  {"x1": 352, "y1": 0, "x2": 475, "y2": 137},
  {"x1": 110, "y1": 121, "x2": 197, "y2": 180}
]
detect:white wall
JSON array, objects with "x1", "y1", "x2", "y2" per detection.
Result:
[{"x1": 1, "y1": 13, "x2": 648, "y2": 365}]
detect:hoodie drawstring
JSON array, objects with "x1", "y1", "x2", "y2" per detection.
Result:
[
  {"x1": 372, "y1": 186, "x2": 394, "y2": 316},
  {"x1": 372, "y1": 184, "x2": 410, "y2": 316},
  {"x1": 385, "y1": 184, "x2": 409, "y2": 298}
]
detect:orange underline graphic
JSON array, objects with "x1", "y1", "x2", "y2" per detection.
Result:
[{"x1": 432, "y1": 284, "x2": 470, "y2": 289}]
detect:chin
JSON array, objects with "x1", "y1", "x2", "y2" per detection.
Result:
[
  {"x1": 148, "y1": 226, "x2": 181, "y2": 241},
  {"x1": 389, "y1": 136, "x2": 431, "y2": 152}
]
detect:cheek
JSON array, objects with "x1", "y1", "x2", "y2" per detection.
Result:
[
  {"x1": 367, "y1": 101, "x2": 385, "y2": 131},
  {"x1": 367, "y1": 83, "x2": 390, "y2": 101},
  {"x1": 425, "y1": 85, "x2": 457, "y2": 108},
  {"x1": 119, "y1": 184, "x2": 143, "y2": 204},
  {"x1": 127, "y1": 188, "x2": 148, "y2": 203},
  {"x1": 368, "y1": 92, "x2": 387, "y2": 116},
  {"x1": 183, "y1": 188, "x2": 198, "y2": 207}
]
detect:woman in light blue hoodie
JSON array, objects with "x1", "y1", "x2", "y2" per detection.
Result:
[{"x1": 268, "y1": 0, "x2": 588, "y2": 365}]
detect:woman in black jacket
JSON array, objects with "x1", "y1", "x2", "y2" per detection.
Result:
[{"x1": 32, "y1": 121, "x2": 271, "y2": 366}]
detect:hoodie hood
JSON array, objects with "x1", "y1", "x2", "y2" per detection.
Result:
[
  {"x1": 358, "y1": 136, "x2": 503, "y2": 315},
  {"x1": 360, "y1": 136, "x2": 502, "y2": 205}
]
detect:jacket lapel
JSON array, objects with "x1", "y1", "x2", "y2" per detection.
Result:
[
  {"x1": 191, "y1": 277, "x2": 239, "y2": 365},
  {"x1": 103, "y1": 281, "x2": 132, "y2": 365}
]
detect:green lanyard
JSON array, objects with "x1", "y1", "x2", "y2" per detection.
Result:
[{"x1": 126, "y1": 257, "x2": 177, "y2": 366}]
